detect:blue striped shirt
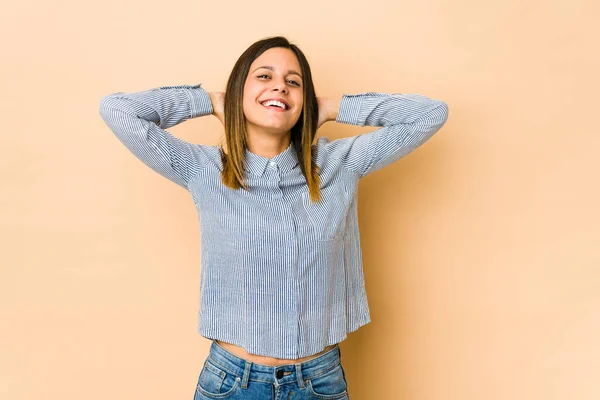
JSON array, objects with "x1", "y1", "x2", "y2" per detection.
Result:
[{"x1": 99, "y1": 84, "x2": 448, "y2": 358}]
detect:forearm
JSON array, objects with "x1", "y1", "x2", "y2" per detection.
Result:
[
  {"x1": 318, "y1": 91, "x2": 448, "y2": 178},
  {"x1": 100, "y1": 84, "x2": 214, "y2": 129},
  {"x1": 207, "y1": 91, "x2": 225, "y2": 124},
  {"x1": 98, "y1": 84, "x2": 216, "y2": 189},
  {"x1": 325, "y1": 97, "x2": 341, "y2": 123},
  {"x1": 336, "y1": 92, "x2": 447, "y2": 128}
]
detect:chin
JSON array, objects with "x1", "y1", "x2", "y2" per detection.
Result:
[
  {"x1": 247, "y1": 120, "x2": 295, "y2": 135},
  {"x1": 262, "y1": 125, "x2": 293, "y2": 135}
]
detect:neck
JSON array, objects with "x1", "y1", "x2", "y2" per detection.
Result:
[{"x1": 245, "y1": 128, "x2": 291, "y2": 159}]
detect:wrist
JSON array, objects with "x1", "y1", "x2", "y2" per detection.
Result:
[
  {"x1": 208, "y1": 92, "x2": 217, "y2": 114},
  {"x1": 328, "y1": 98, "x2": 340, "y2": 122}
]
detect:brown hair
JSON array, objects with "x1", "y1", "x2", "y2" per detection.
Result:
[{"x1": 219, "y1": 36, "x2": 322, "y2": 203}]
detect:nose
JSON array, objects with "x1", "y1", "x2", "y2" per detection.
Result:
[{"x1": 271, "y1": 78, "x2": 288, "y2": 94}]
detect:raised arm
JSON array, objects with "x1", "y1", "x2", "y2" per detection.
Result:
[
  {"x1": 318, "y1": 92, "x2": 449, "y2": 178},
  {"x1": 98, "y1": 84, "x2": 216, "y2": 190}
]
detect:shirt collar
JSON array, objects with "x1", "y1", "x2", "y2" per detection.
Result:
[{"x1": 244, "y1": 142, "x2": 299, "y2": 176}]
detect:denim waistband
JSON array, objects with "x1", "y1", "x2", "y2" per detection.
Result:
[{"x1": 205, "y1": 340, "x2": 341, "y2": 388}]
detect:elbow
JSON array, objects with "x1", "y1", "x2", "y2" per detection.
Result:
[
  {"x1": 98, "y1": 93, "x2": 127, "y2": 122},
  {"x1": 436, "y1": 101, "x2": 449, "y2": 124},
  {"x1": 430, "y1": 101, "x2": 449, "y2": 130},
  {"x1": 98, "y1": 95, "x2": 110, "y2": 121},
  {"x1": 98, "y1": 94, "x2": 127, "y2": 129},
  {"x1": 99, "y1": 94, "x2": 115, "y2": 119},
  {"x1": 99, "y1": 92, "x2": 126, "y2": 113},
  {"x1": 418, "y1": 101, "x2": 449, "y2": 136}
]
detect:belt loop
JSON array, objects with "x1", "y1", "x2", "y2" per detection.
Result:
[
  {"x1": 295, "y1": 363, "x2": 304, "y2": 388},
  {"x1": 241, "y1": 360, "x2": 252, "y2": 389}
]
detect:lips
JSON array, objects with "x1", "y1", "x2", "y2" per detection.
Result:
[{"x1": 260, "y1": 98, "x2": 290, "y2": 111}]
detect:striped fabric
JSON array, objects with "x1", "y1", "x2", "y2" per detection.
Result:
[{"x1": 99, "y1": 84, "x2": 448, "y2": 359}]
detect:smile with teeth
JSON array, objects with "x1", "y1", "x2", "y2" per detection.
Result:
[{"x1": 261, "y1": 100, "x2": 289, "y2": 110}]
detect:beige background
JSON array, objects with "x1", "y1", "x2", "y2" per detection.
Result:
[{"x1": 1, "y1": 0, "x2": 599, "y2": 399}]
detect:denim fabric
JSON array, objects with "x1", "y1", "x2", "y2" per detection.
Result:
[{"x1": 193, "y1": 340, "x2": 350, "y2": 399}]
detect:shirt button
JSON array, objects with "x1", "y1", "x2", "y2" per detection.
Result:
[
  {"x1": 276, "y1": 370, "x2": 284, "y2": 379},
  {"x1": 269, "y1": 161, "x2": 276, "y2": 167}
]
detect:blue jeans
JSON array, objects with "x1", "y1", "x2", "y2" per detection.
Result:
[{"x1": 193, "y1": 340, "x2": 350, "y2": 399}]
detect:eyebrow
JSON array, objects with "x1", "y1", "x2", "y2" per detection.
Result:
[{"x1": 252, "y1": 65, "x2": 303, "y2": 79}]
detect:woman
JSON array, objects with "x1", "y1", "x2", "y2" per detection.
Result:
[{"x1": 99, "y1": 36, "x2": 448, "y2": 399}]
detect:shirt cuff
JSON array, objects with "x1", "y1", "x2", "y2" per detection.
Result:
[
  {"x1": 336, "y1": 94, "x2": 364, "y2": 126},
  {"x1": 182, "y1": 84, "x2": 214, "y2": 119}
]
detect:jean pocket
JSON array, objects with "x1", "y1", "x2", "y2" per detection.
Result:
[
  {"x1": 304, "y1": 363, "x2": 349, "y2": 399},
  {"x1": 195, "y1": 359, "x2": 241, "y2": 399}
]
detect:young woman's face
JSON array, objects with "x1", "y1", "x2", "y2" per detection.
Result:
[{"x1": 243, "y1": 47, "x2": 304, "y2": 136}]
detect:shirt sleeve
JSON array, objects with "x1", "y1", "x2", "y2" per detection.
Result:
[
  {"x1": 321, "y1": 92, "x2": 449, "y2": 178},
  {"x1": 98, "y1": 84, "x2": 214, "y2": 190}
]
